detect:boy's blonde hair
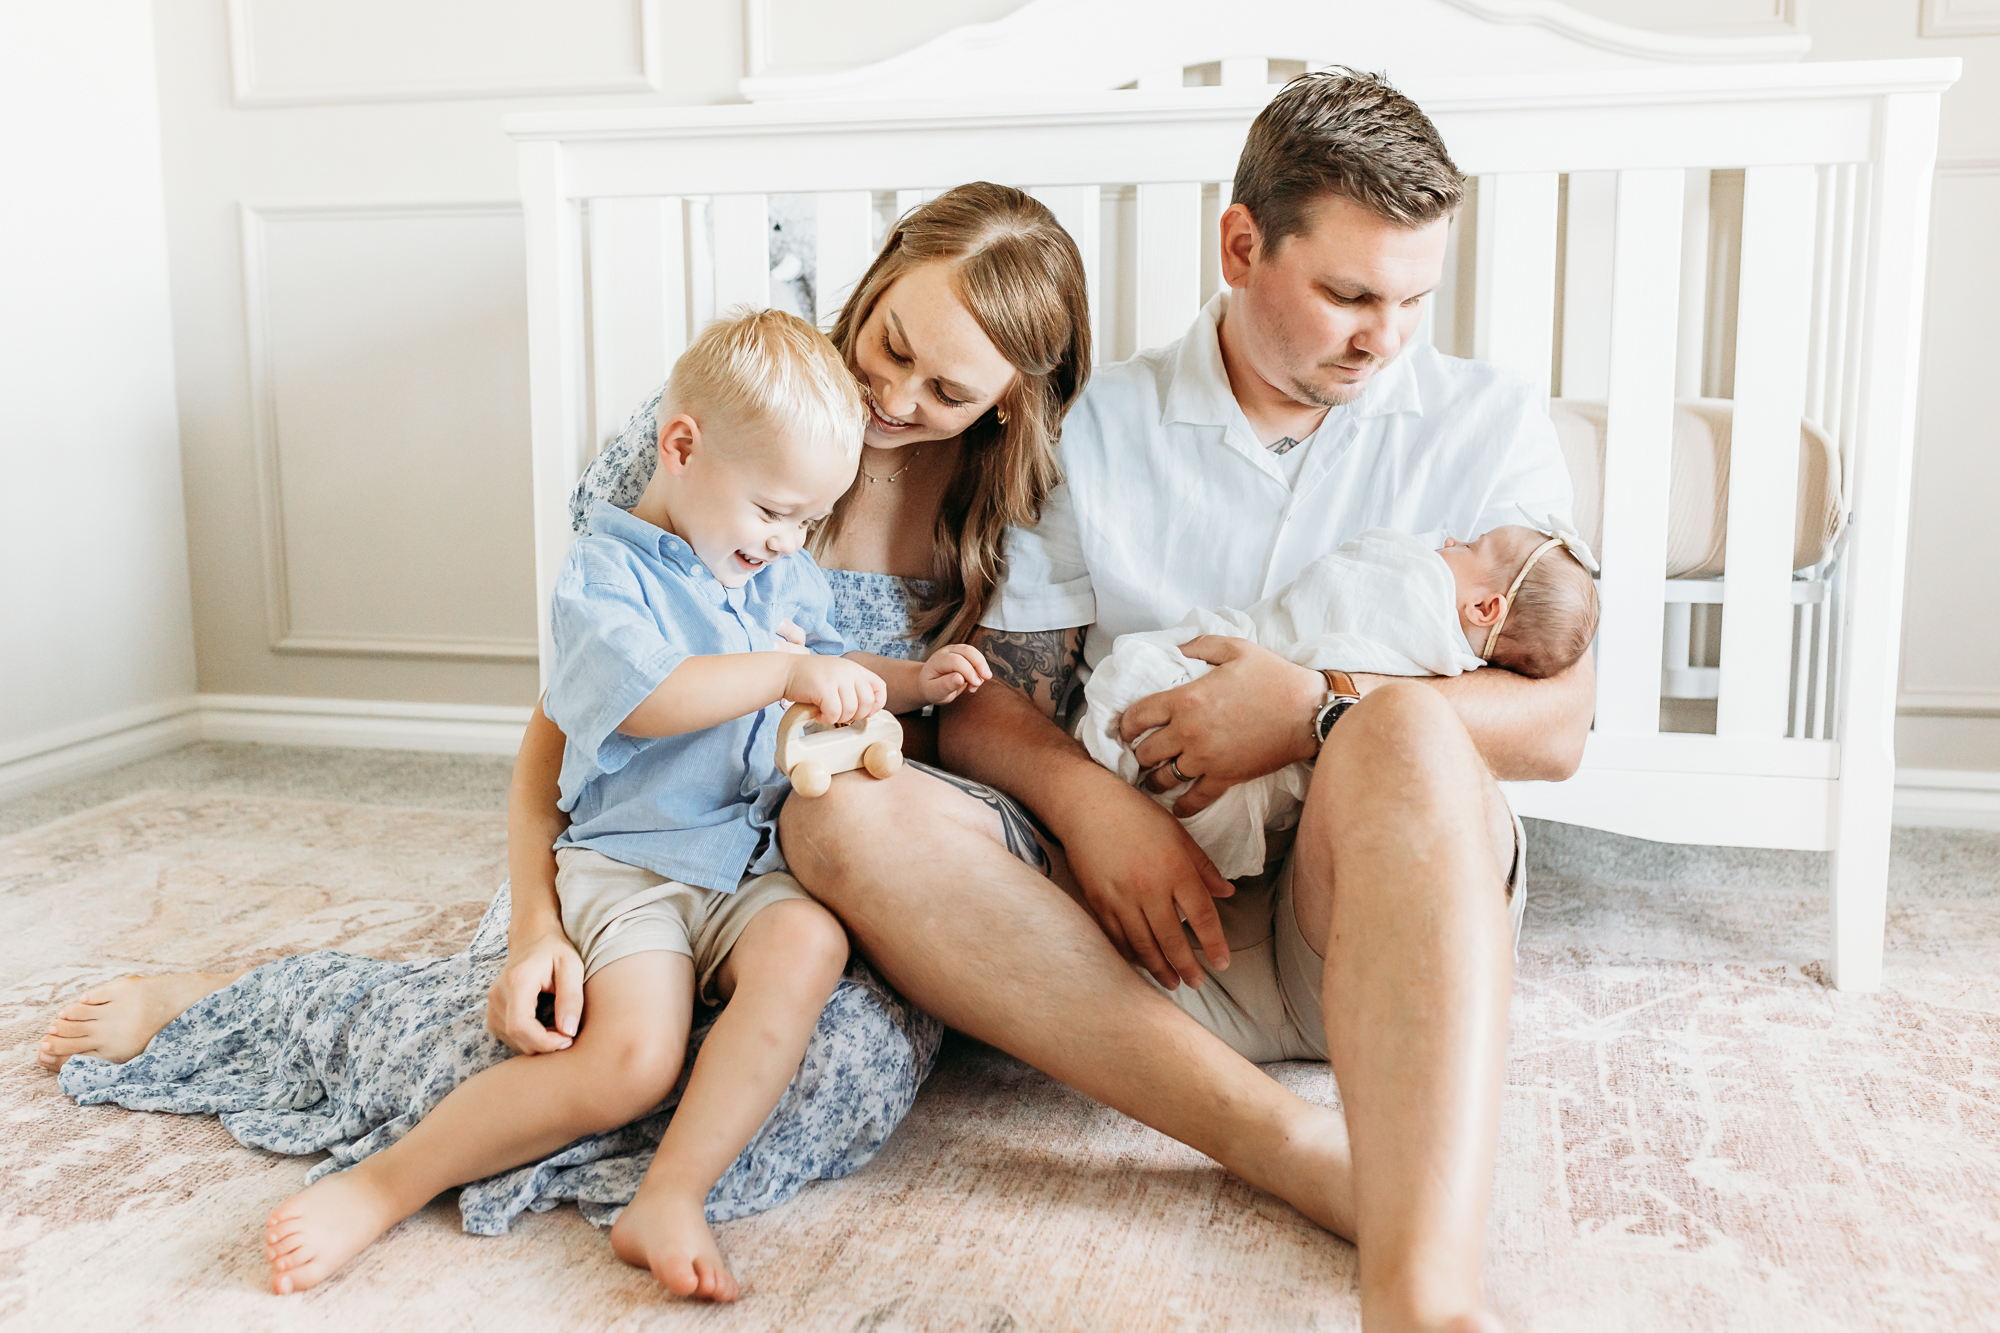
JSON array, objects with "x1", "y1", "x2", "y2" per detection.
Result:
[{"x1": 664, "y1": 307, "x2": 865, "y2": 460}]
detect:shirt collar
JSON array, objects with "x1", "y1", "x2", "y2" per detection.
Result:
[
  {"x1": 589, "y1": 499, "x2": 705, "y2": 578},
  {"x1": 1161, "y1": 290, "x2": 1425, "y2": 430}
]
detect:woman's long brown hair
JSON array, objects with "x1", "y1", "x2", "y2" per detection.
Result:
[{"x1": 811, "y1": 182, "x2": 1092, "y2": 651}]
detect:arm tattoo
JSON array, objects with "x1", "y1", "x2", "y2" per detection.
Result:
[{"x1": 974, "y1": 627, "x2": 1085, "y2": 719}]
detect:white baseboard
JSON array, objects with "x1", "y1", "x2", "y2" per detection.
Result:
[
  {"x1": 0, "y1": 694, "x2": 532, "y2": 803},
  {"x1": 1894, "y1": 768, "x2": 2000, "y2": 831},
  {"x1": 0, "y1": 697, "x2": 203, "y2": 803},
  {"x1": 195, "y1": 694, "x2": 531, "y2": 755}
]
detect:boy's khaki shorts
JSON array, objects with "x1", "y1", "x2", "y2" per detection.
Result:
[
  {"x1": 556, "y1": 847, "x2": 813, "y2": 1005},
  {"x1": 1140, "y1": 811, "x2": 1527, "y2": 1065}
]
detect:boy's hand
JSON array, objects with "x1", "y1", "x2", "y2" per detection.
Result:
[
  {"x1": 488, "y1": 928, "x2": 584, "y2": 1055},
  {"x1": 784, "y1": 654, "x2": 888, "y2": 726},
  {"x1": 919, "y1": 643, "x2": 992, "y2": 706}
]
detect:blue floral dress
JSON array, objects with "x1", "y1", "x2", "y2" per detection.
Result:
[{"x1": 60, "y1": 389, "x2": 954, "y2": 1234}]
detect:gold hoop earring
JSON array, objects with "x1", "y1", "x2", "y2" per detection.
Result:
[{"x1": 995, "y1": 408, "x2": 1009, "y2": 425}]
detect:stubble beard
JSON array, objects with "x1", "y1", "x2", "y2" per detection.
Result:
[{"x1": 1288, "y1": 371, "x2": 1369, "y2": 409}]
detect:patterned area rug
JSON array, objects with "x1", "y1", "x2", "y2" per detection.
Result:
[{"x1": 3, "y1": 791, "x2": 1996, "y2": 1330}]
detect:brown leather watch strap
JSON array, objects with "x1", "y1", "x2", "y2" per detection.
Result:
[{"x1": 1321, "y1": 669, "x2": 1359, "y2": 699}]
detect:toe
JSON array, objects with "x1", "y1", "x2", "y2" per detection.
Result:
[
  {"x1": 716, "y1": 1268, "x2": 740, "y2": 1303},
  {"x1": 49, "y1": 1019, "x2": 94, "y2": 1040},
  {"x1": 659, "y1": 1256, "x2": 698, "y2": 1298}
]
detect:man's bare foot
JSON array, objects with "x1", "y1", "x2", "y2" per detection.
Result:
[
  {"x1": 609, "y1": 1186, "x2": 740, "y2": 1302},
  {"x1": 37, "y1": 971, "x2": 243, "y2": 1071},
  {"x1": 263, "y1": 1169, "x2": 406, "y2": 1295}
]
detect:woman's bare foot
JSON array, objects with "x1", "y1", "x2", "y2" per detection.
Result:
[
  {"x1": 37, "y1": 971, "x2": 244, "y2": 1071},
  {"x1": 609, "y1": 1186, "x2": 740, "y2": 1302},
  {"x1": 263, "y1": 1169, "x2": 407, "y2": 1295}
]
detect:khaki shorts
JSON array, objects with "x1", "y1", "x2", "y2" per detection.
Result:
[
  {"x1": 1143, "y1": 810, "x2": 1527, "y2": 1065},
  {"x1": 556, "y1": 848, "x2": 813, "y2": 1005}
]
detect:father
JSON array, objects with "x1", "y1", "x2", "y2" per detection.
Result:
[{"x1": 781, "y1": 71, "x2": 1590, "y2": 1333}]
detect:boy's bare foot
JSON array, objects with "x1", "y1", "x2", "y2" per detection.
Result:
[
  {"x1": 263, "y1": 1169, "x2": 406, "y2": 1295},
  {"x1": 609, "y1": 1186, "x2": 740, "y2": 1302},
  {"x1": 37, "y1": 972, "x2": 241, "y2": 1071}
]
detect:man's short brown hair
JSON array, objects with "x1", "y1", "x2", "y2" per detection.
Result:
[{"x1": 1232, "y1": 68, "x2": 1464, "y2": 251}]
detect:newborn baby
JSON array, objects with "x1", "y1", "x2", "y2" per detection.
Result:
[{"x1": 1080, "y1": 519, "x2": 1600, "y2": 878}]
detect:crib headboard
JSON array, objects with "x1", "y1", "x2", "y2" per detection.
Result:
[{"x1": 505, "y1": 24, "x2": 1956, "y2": 986}]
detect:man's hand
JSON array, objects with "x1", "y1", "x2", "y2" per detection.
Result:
[
  {"x1": 1121, "y1": 636, "x2": 1325, "y2": 817},
  {"x1": 919, "y1": 643, "x2": 992, "y2": 706},
  {"x1": 487, "y1": 929, "x2": 584, "y2": 1055},
  {"x1": 785, "y1": 655, "x2": 889, "y2": 725},
  {"x1": 1059, "y1": 785, "x2": 1237, "y2": 990}
]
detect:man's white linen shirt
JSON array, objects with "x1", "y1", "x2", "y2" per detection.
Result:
[{"x1": 985, "y1": 292, "x2": 1575, "y2": 682}]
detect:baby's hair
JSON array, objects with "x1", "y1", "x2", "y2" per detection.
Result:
[
  {"x1": 663, "y1": 307, "x2": 865, "y2": 461},
  {"x1": 1493, "y1": 545, "x2": 1599, "y2": 679}
]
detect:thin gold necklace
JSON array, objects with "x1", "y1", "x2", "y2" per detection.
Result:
[{"x1": 860, "y1": 446, "x2": 922, "y2": 484}]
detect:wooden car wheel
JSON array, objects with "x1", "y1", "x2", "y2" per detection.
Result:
[
  {"x1": 861, "y1": 742, "x2": 903, "y2": 780},
  {"x1": 791, "y1": 760, "x2": 831, "y2": 797}
]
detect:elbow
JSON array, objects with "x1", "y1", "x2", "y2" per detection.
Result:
[{"x1": 1533, "y1": 728, "x2": 1588, "y2": 783}]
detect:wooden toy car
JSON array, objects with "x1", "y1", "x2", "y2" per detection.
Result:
[{"x1": 774, "y1": 702, "x2": 903, "y2": 797}]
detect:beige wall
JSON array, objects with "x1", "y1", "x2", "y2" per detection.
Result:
[
  {"x1": 0, "y1": 0, "x2": 198, "y2": 790},
  {"x1": 156, "y1": 0, "x2": 1015, "y2": 712},
  {"x1": 159, "y1": 0, "x2": 2000, "y2": 773}
]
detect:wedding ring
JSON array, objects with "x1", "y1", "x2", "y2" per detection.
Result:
[{"x1": 1169, "y1": 756, "x2": 1197, "y2": 784}]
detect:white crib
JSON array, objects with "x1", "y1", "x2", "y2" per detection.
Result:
[{"x1": 505, "y1": 4, "x2": 1955, "y2": 991}]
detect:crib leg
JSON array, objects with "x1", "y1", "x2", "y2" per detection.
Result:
[{"x1": 1827, "y1": 796, "x2": 1891, "y2": 992}]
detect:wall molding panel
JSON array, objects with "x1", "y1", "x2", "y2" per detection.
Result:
[
  {"x1": 1920, "y1": 0, "x2": 2000, "y2": 38},
  {"x1": 228, "y1": 0, "x2": 661, "y2": 108},
  {"x1": 239, "y1": 202, "x2": 540, "y2": 665}
]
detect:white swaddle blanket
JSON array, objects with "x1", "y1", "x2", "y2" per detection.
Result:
[{"x1": 1079, "y1": 529, "x2": 1485, "y2": 878}]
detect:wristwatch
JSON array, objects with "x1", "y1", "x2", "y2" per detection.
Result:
[{"x1": 1311, "y1": 669, "x2": 1362, "y2": 748}]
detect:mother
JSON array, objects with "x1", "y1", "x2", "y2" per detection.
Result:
[{"x1": 45, "y1": 182, "x2": 1092, "y2": 1244}]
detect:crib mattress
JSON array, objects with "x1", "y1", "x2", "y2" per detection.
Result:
[{"x1": 1548, "y1": 397, "x2": 1843, "y2": 579}]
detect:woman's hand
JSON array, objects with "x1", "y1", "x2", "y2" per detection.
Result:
[
  {"x1": 784, "y1": 655, "x2": 889, "y2": 725},
  {"x1": 918, "y1": 643, "x2": 991, "y2": 705},
  {"x1": 487, "y1": 928, "x2": 585, "y2": 1055}
]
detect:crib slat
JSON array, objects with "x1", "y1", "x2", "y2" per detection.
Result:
[
  {"x1": 1559, "y1": 172, "x2": 1616, "y2": 399},
  {"x1": 1472, "y1": 173, "x2": 1560, "y2": 399},
  {"x1": 588, "y1": 198, "x2": 686, "y2": 450},
  {"x1": 1676, "y1": 171, "x2": 1711, "y2": 398},
  {"x1": 1136, "y1": 181, "x2": 1203, "y2": 352},
  {"x1": 1030, "y1": 186, "x2": 1102, "y2": 354},
  {"x1": 1593, "y1": 169, "x2": 1685, "y2": 737},
  {"x1": 814, "y1": 191, "x2": 875, "y2": 330},
  {"x1": 711, "y1": 193, "x2": 770, "y2": 314},
  {"x1": 1717, "y1": 164, "x2": 1818, "y2": 739}
]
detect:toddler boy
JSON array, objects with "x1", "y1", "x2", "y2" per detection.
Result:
[{"x1": 259, "y1": 309, "x2": 987, "y2": 1301}]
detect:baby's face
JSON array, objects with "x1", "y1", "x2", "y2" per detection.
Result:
[{"x1": 1438, "y1": 526, "x2": 1543, "y2": 648}]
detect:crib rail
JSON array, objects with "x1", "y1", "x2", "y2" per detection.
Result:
[{"x1": 510, "y1": 58, "x2": 1953, "y2": 989}]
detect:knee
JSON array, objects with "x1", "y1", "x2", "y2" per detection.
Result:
[
  {"x1": 746, "y1": 902, "x2": 851, "y2": 989},
  {"x1": 1327, "y1": 681, "x2": 1476, "y2": 772},
  {"x1": 571, "y1": 1026, "x2": 685, "y2": 1126},
  {"x1": 780, "y1": 771, "x2": 896, "y2": 884}
]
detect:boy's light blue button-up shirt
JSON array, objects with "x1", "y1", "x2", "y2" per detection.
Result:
[{"x1": 546, "y1": 501, "x2": 846, "y2": 892}]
